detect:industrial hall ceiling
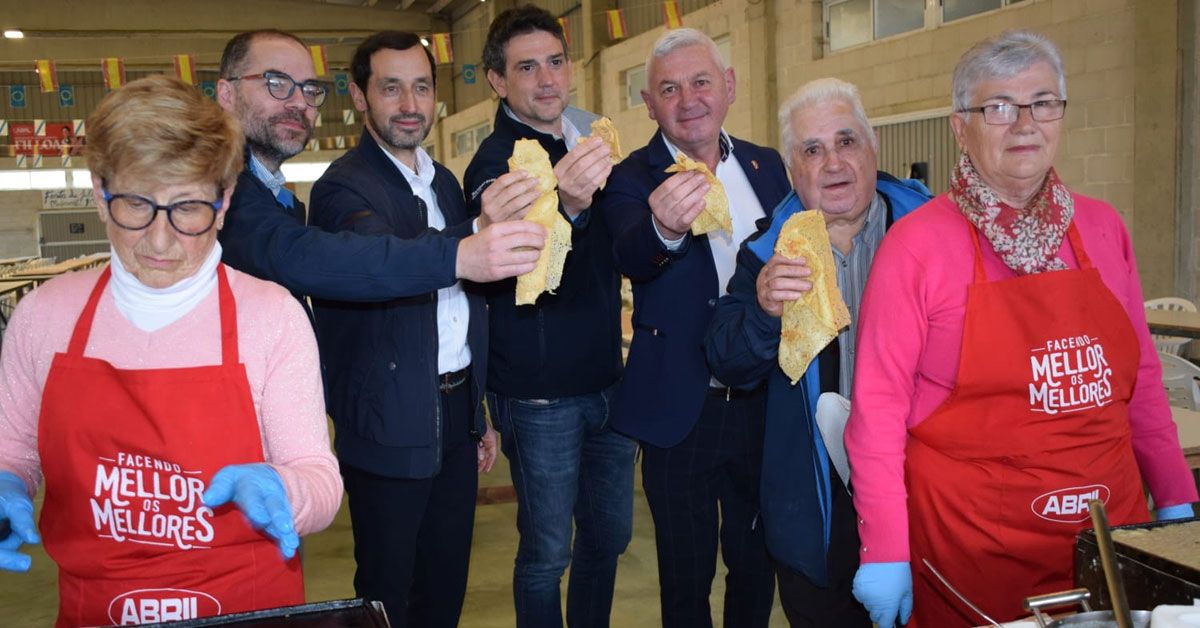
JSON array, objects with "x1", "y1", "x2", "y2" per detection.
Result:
[{"x1": 0, "y1": 0, "x2": 484, "y2": 71}]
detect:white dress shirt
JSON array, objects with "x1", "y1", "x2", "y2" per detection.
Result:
[
  {"x1": 378, "y1": 143, "x2": 472, "y2": 374},
  {"x1": 656, "y1": 132, "x2": 766, "y2": 296}
]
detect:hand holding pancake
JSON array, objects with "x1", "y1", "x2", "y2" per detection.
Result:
[
  {"x1": 479, "y1": 170, "x2": 542, "y2": 228},
  {"x1": 648, "y1": 171, "x2": 709, "y2": 240},
  {"x1": 555, "y1": 138, "x2": 612, "y2": 216},
  {"x1": 756, "y1": 254, "x2": 814, "y2": 318}
]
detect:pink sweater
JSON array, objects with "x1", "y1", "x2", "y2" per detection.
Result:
[
  {"x1": 0, "y1": 266, "x2": 342, "y2": 535},
  {"x1": 845, "y1": 193, "x2": 1198, "y2": 563}
]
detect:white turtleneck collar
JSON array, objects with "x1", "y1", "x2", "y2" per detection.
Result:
[{"x1": 108, "y1": 241, "x2": 222, "y2": 332}]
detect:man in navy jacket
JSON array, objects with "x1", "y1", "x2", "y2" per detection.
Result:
[
  {"x1": 600, "y1": 28, "x2": 790, "y2": 628},
  {"x1": 462, "y1": 7, "x2": 635, "y2": 628},
  {"x1": 305, "y1": 32, "x2": 543, "y2": 628},
  {"x1": 705, "y1": 78, "x2": 932, "y2": 627},
  {"x1": 216, "y1": 29, "x2": 543, "y2": 313}
]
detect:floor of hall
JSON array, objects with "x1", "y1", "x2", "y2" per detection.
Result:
[{"x1": 0, "y1": 452, "x2": 788, "y2": 626}]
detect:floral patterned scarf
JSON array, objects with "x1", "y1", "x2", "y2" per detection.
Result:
[{"x1": 949, "y1": 151, "x2": 1074, "y2": 275}]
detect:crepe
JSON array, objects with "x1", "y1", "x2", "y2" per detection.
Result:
[
  {"x1": 776, "y1": 211, "x2": 851, "y2": 384},
  {"x1": 508, "y1": 138, "x2": 572, "y2": 306},
  {"x1": 588, "y1": 117, "x2": 623, "y2": 164},
  {"x1": 664, "y1": 152, "x2": 732, "y2": 236}
]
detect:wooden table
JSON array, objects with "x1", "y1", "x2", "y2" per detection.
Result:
[
  {"x1": 7, "y1": 253, "x2": 109, "y2": 285},
  {"x1": 0, "y1": 280, "x2": 34, "y2": 302},
  {"x1": 1146, "y1": 308, "x2": 1200, "y2": 339}
]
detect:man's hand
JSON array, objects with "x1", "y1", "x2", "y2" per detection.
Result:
[
  {"x1": 648, "y1": 171, "x2": 709, "y2": 241},
  {"x1": 477, "y1": 429, "x2": 498, "y2": 473},
  {"x1": 555, "y1": 138, "x2": 612, "y2": 217},
  {"x1": 455, "y1": 221, "x2": 547, "y2": 283},
  {"x1": 756, "y1": 254, "x2": 813, "y2": 317},
  {"x1": 479, "y1": 171, "x2": 542, "y2": 229}
]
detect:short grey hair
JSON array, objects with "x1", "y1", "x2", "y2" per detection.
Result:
[
  {"x1": 778, "y1": 77, "x2": 876, "y2": 158},
  {"x1": 644, "y1": 27, "x2": 726, "y2": 77},
  {"x1": 952, "y1": 30, "x2": 1067, "y2": 114}
]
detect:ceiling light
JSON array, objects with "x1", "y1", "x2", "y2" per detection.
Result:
[{"x1": 4, "y1": 30, "x2": 24, "y2": 39}]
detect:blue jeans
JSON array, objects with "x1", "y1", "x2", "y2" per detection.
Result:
[{"x1": 488, "y1": 385, "x2": 637, "y2": 628}]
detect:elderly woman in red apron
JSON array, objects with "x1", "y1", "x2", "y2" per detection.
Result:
[
  {"x1": 845, "y1": 30, "x2": 1198, "y2": 627},
  {"x1": 0, "y1": 75, "x2": 342, "y2": 627}
]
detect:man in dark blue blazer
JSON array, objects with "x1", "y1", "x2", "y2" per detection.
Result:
[
  {"x1": 600, "y1": 28, "x2": 791, "y2": 628},
  {"x1": 303, "y1": 32, "x2": 545, "y2": 628},
  {"x1": 215, "y1": 29, "x2": 544, "y2": 313}
]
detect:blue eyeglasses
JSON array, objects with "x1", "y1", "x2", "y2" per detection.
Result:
[{"x1": 101, "y1": 186, "x2": 224, "y2": 236}]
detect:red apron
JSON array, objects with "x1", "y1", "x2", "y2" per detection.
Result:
[
  {"x1": 905, "y1": 222, "x2": 1150, "y2": 626},
  {"x1": 37, "y1": 265, "x2": 303, "y2": 627}
]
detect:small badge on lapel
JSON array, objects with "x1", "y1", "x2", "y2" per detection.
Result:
[{"x1": 751, "y1": 159, "x2": 759, "y2": 171}]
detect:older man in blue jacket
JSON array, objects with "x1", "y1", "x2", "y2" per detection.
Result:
[
  {"x1": 705, "y1": 78, "x2": 931, "y2": 628},
  {"x1": 600, "y1": 28, "x2": 790, "y2": 628}
]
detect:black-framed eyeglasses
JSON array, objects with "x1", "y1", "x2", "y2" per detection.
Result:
[
  {"x1": 226, "y1": 70, "x2": 328, "y2": 107},
  {"x1": 957, "y1": 99, "x2": 1067, "y2": 125},
  {"x1": 101, "y1": 186, "x2": 223, "y2": 236}
]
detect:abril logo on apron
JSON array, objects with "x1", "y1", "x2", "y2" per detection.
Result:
[
  {"x1": 108, "y1": 588, "x2": 221, "y2": 625},
  {"x1": 91, "y1": 452, "x2": 215, "y2": 549},
  {"x1": 1027, "y1": 334, "x2": 1114, "y2": 414}
]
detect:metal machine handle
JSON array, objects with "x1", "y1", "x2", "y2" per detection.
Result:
[{"x1": 1023, "y1": 588, "x2": 1093, "y2": 628}]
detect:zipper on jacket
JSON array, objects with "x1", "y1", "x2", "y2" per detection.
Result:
[{"x1": 416, "y1": 196, "x2": 443, "y2": 471}]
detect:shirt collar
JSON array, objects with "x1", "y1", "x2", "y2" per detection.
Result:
[
  {"x1": 248, "y1": 153, "x2": 287, "y2": 196},
  {"x1": 660, "y1": 129, "x2": 734, "y2": 164},
  {"x1": 501, "y1": 101, "x2": 581, "y2": 147},
  {"x1": 376, "y1": 140, "x2": 436, "y2": 190}
]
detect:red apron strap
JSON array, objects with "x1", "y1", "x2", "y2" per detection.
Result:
[
  {"x1": 66, "y1": 267, "x2": 112, "y2": 357},
  {"x1": 1065, "y1": 221, "x2": 1094, "y2": 270},
  {"x1": 965, "y1": 219, "x2": 988, "y2": 284},
  {"x1": 217, "y1": 264, "x2": 239, "y2": 366}
]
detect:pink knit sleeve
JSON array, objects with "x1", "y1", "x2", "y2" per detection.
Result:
[
  {"x1": 846, "y1": 229, "x2": 932, "y2": 563},
  {"x1": 1108, "y1": 219, "x2": 1199, "y2": 508},
  {"x1": 0, "y1": 288, "x2": 49, "y2": 495},
  {"x1": 253, "y1": 289, "x2": 343, "y2": 536}
]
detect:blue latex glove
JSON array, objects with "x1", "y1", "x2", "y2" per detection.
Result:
[
  {"x1": 1157, "y1": 503, "x2": 1194, "y2": 521},
  {"x1": 202, "y1": 464, "x2": 299, "y2": 559},
  {"x1": 0, "y1": 471, "x2": 39, "y2": 572},
  {"x1": 852, "y1": 561, "x2": 913, "y2": 628}
]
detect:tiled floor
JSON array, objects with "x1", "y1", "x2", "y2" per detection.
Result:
[{"x1": 0, "y1": 454, "x2": 787, "y2": 626}]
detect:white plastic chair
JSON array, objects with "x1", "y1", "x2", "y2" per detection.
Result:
[
  {"x1": 1146, "y1": 297, "x2": 1198, "y2": 356},
  {"x1": 1159, "y1": 351, "x2": 1200, "y2": 410}
]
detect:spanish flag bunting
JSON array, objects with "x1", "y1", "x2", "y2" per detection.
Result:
[
  {"x1": 102, "y1": 57, "x2": 125, "y2": 90},
  {"x1": 558, "y1": 17, "x2": 570, "y2": 47},
  {"x1": 663, "y1": 1, "x2": 683, "y2": 29},
  {"x1": 35, "y1": 59, "x2": 58, "y2": 93},
  {"x1": 606, "y1": 10, "x2": 627, "y2": 40},
  {"x1": 174, "y1": 54, "x2": 197, "y2": 85},
  {"x1": 309, "y1": 45, "x2": 329, "y2": 76},
  {"x1": 431, "y1": 33, "x2": 453, "y2": 65}
]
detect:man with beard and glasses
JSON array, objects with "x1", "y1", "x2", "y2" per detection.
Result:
[
  {"x1": 462, "y1": 6, "x2": 634, "y2": 628},
  {"x1": 216, "y1": 29, "x2": 546, "y2": 318},
  {"x1": 306, "y1": 31, "x2": 541, "y2": 628}
]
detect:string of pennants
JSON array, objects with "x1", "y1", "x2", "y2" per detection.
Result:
[
  {"x1": 429, "y1": 2, "x2": 682, "y2": 65},
  {"x1": 17, "y1": 0, "x2": 685, "y2": 103},
  {"x1": 1, "y1": 105, "x2": 366, "y2": 167}
]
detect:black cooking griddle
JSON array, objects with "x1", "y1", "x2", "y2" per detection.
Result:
[
  {"x1": 102, "y1": 598, "x2": 390, "y2": 628},
  {"x1": 1075, "y1": 517, "x2": 1200, "y2": 612}
]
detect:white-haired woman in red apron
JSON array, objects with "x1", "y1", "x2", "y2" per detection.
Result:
[
  {"x1": 845, "y1": 30, "x2": 1198, "y2": 627},
  {"x1": 0, "y1": 75, "x2": 342, "y2": 627}
]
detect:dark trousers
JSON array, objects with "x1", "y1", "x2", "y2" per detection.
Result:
[
  {"x1": 774, "y1": 479, "x2": 871, "y2": 628},
  {"x1": 341, "y1": 381, "x2": 478, "y2": 628},
  {"x1": 640, "y1": 388, "x2": 776, "y2": 628}
]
